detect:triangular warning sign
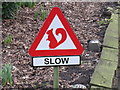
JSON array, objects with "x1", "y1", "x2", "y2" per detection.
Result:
[{"x1": 29, "y1": 7, "x2": 84, "y2": 57}]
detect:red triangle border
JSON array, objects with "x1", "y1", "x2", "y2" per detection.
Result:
[{"x1": 29, "y1": 7, "x2": 84, "y2": 57}]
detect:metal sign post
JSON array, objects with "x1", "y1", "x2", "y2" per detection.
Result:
[{"x1": 53, "y1": 66, "x2": 59, "y2": 89}]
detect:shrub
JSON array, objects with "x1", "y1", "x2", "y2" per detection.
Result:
[
  {"x1": 2, "y1": 2, "x2": 19, "y2": 19},
  {"x1": 2, "y1": 2, "x2": 36, "y2": 19}
]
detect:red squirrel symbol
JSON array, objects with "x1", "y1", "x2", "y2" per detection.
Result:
[{"x1": 46, "y1": 28, "x2": 67, "y2": 49}]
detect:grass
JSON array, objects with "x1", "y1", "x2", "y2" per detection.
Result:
[
  {"x1": 34, "y1": 11, "x2": 39, "y2": 20},
  {"x1": 3, "y1": 35, "x2": 13, "y2": 45},
  {"x1": 34, "y1": 5, "x2": 47, "y2": 21},
  {"x1": 40, "y1": 11, "x2": 47, "y2": 21},
  {"x1": 18, "y1": 2, "x2": 36, "y2": 8},
  {"x1": 0, "y1": 64, "x2": 13, "y2": 86}
]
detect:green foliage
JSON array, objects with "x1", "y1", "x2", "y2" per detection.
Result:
[
  {"x1": 0, "y1": 64, "x2": 13, "y2": 86},
  {"x1": 40, "y1": 11, "x2": 47, "y2": 21},
  {"x1": 2, "y1": 2, "x2": 20, "y2": 19},
  {"x1": 4, "y1": 35, "x2": 13, "y2": 45},
  {"x1": 18, "y1": 2, "x2": 36, "y2": 8},
  {"x1": 2, "y1": 2, "x2": 36, "y2": 19},
  {"x1": 98, "y1": 18, "x2": 113, "y2": 25},
  {"x1": 34, "y1": 5, "x2": 47, "y2": 21},
  {"x1": 34, "y1": 11, "x2": 39, "y2": 20}
]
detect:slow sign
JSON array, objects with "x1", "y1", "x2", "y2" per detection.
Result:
[
  {"x1": 33, "y1": 56, "x2": 80, "y2": 66},
  {"x1": 29, "y1": 7, "x2": 84, "y2": 66}
]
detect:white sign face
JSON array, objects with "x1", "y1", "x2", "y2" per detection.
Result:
[
  {"x1": 36, "y1": 15, "x2": 76, "y2": 50},
  {"x1": 32, "y1": 56, "x2": 80, "y2": 66}
]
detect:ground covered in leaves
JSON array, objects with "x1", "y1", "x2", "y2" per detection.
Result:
[{"x1": 2, "y1": 2, "x2": 115, "y2": 89}]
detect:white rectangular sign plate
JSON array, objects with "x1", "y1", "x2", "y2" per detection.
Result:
[{"x1": 32, "y1": 56, "x2": 80, "y2": 66}]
